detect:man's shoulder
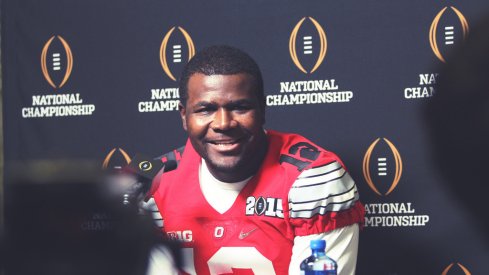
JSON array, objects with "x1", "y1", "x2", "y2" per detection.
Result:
[
  {"x1": 267, "y1": 129, "x2": 334, "y2": 154},
  {"x1": 267, "y1": 129, "x2": 344, "y2": 172}
]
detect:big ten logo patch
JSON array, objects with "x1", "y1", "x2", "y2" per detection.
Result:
[
  {"x1": 245, "y1": 196, "x2": 284, "y2": 218},
  {"x1": 430, "y1": 6, "x2": 469, "y2": 63},
  {"x1": 166, "y1": 230, "x2": 193, "y2": 243}
]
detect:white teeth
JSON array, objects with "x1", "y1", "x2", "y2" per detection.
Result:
[
  {"x1": 216, "y1": 143, "x2": 234, "y2": 146},
  {"x1": 213, "y1": 141, "x2": 235, "y2": 145}
]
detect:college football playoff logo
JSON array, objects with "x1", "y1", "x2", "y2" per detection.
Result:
[
  {"x1": 362, "y1": 138, "x2": 403, "y2": 196},
  {"x1": 429, "y1": 6, "x2": 469, "y2": 63},
  {"x1": 138, "y1": 161, "x2": 153, "y2": 172},
  {"x1": 159, "y1": 26, "x2": 195, "y2": 81},
  {"x1": 102, "y1": 148, "x2": 131, "y2": 169},
  {"x1": 289, "y1": 17, "x2": 327, "y2": 74},
  {"x1": 41, "y1": 35, "x2": 73, "y2": 88},
  {"x1": 441, "y1": 262, "x2": 471, "y2": 275}
]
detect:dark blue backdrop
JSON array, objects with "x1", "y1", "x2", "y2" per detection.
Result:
[{"x1": 3, "y1": 1, "x2": 489, "y2": 273}]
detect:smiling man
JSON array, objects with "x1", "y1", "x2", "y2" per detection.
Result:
[
  {"x1": 181, "y1": 73, "x2": 267, "y2": 183},
  {"x1": 150, "y1": 45, "x2": 364, "y2": 275}
]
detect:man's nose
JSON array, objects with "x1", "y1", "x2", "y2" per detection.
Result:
[{"x1": 212, "y1": 108, "x2": 237, "y2": 131}]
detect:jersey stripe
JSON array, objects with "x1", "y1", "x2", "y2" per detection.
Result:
[
  {"x1": 293, "y1": 168, "x2": 347, "y2": 188},
  {"x1": 291, "y1": 184, "x2": 357, "y2": 205},
  {"x1": 141, "y1": 197, "x2": 164, "y2": 228},
  {"x1": 288, "y1": 169, "x2": 359, "y2": 219},
  {"x1": 298, "y1": 161, "x2": 342, "y2": 179},
  {"x1": 289, "y1": 187, "x2": 358, "y2": 213},
  {"x1": 289, "y1": 192, "x2": 359, "y2": 219}
]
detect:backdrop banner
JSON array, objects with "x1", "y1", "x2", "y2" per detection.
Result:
[{"x1": 3, "y1": 0, "x2": 489, "y2": 273}]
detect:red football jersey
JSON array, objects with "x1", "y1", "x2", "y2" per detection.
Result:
[{"x1": 152, "y1": 130, "x2": 364, "y2": 275}]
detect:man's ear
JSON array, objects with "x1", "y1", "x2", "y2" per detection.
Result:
[{"x1": 179, "y1": 102, "x2": 188, "y2": 131}]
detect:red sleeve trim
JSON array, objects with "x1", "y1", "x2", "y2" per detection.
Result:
[{"x1": 291, "y1": 201, "x2": 365, "y2": 237}]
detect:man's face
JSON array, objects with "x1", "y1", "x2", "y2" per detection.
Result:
[{"x1": 180, "y1": 73, "x2": 267, "y2": 182}]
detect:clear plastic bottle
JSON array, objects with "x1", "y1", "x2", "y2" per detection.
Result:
[{"x1": 300, "y1": 239, "x2": 338, "y2": 275}]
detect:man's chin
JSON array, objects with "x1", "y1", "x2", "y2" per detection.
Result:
[
  {"x1": 205, "y1": 157, "x2": 243, "y2": 175},
  {"x1": 208, "y1": 160, "x2": 240, "y2": 172}
]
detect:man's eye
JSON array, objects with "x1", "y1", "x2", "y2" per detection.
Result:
[
  {"x1": 195, "y1": 107, "x2": 214, "y2": 114},
  {"x1": 233, "y1": 105, "x2": 251, "y2": 112}
]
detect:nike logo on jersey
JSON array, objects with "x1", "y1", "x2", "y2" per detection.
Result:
[{"x1": 238, "y1": 227, "x2": 258, "y2": 239}]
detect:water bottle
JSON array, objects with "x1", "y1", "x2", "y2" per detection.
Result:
[{"x1": 300, "y1": 239, "x2": 338, "y2": 275}]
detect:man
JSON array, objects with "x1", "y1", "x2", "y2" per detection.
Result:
[{"x1": 149, "y1": 45, "x2": 364, "y2": 274}]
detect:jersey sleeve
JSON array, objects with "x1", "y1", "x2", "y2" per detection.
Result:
[{"x1": 287, "y1": 152, "x2": 365, "y2": 236}]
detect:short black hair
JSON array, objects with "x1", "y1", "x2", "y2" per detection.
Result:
[{"x1": 178, "y1": 45, "x2": 264, "y2": 107}]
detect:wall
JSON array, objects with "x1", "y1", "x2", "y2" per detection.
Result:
[{"x1": 2, "y1": 0, "x2": 489, "y2": 273}]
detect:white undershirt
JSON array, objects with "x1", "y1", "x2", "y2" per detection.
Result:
[
  {"x1": 199, "y1": 159, "x2": 251, "y2": 214},
  {"x1": 198, "y1": 159, "x2": 359, "y2": 275}
]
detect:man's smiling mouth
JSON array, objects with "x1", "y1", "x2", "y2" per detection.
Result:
[
  {"x1": 209, "y1": 139, "x2": 239, "y2": 145},
  {"x1": 207, "y1": 139, "x2": 244, "y2": 152}
]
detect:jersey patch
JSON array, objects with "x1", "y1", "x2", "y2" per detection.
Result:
[
  {"x1": 279, "y1": 141, "x2": 320, "y2": 171},
  {"x1": 166, "y1": 230, "x2": 193, "y2": 243},
  {"x1": 245, "y1": 196, "x2": 284, "y2": 218}
]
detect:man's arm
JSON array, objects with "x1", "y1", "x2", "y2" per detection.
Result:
[
  {"x1": 146, "y1": 245, "x2": 179, "y2": 275},
  {"x1": 285, "y1": 149, "x2": 364, "y2": 275},
  {"x1": 288, "y1": 223, "x2": 359, "y2": 275}
]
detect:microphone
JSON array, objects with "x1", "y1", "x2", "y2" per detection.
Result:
[
  {"x1": 103, "y1": 154, "x2": 166, "y2": 207},
  {"x1": 123, "y1": 153, "x2": 168, "y2": 206}
]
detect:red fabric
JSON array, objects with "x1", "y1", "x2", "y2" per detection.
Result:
[
  {"x1": 291, "y1": 201, "x2": 365, "y2": 236},
  {"x1": 153, "y1": 130, "x2": 364, "y2": 275}
]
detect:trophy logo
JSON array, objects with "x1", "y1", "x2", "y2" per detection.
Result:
[
  {"x1": 41, "y1": 35, "x2": 73, "y2": 88},
  {"x1": 102, "y1": 148, "x2": 131, "y2": 169},
  {"x1": 159, "y1": 26, "x2": 195, "y2": 81},
  {"x1": 441, "y1": 262, "x2": 471, "y2": 275},
  {"x1": 429, "y1": 6, "x2": 469, "y2": 63},
  {"x1": 362, "y1": 138, "x2": 403, "y2": 196},
  {"x1": 289, "y1": 17, "x2": 327, "y2": 74}
]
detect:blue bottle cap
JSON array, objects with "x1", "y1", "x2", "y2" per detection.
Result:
[{"x1": 310, "y1": 239, "x2": 326, "y2": 250}]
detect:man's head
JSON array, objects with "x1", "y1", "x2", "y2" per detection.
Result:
[
  {"x1": 179, "y1": 45, "x2": 265, "y2": 109},
  {"x1": 178, "y1": 46, "x2": 268, "y2": 182}
]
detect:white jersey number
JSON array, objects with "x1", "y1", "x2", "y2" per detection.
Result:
[{"x1": 183, "y1": 247, "x2": 276, "y2": 275}]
